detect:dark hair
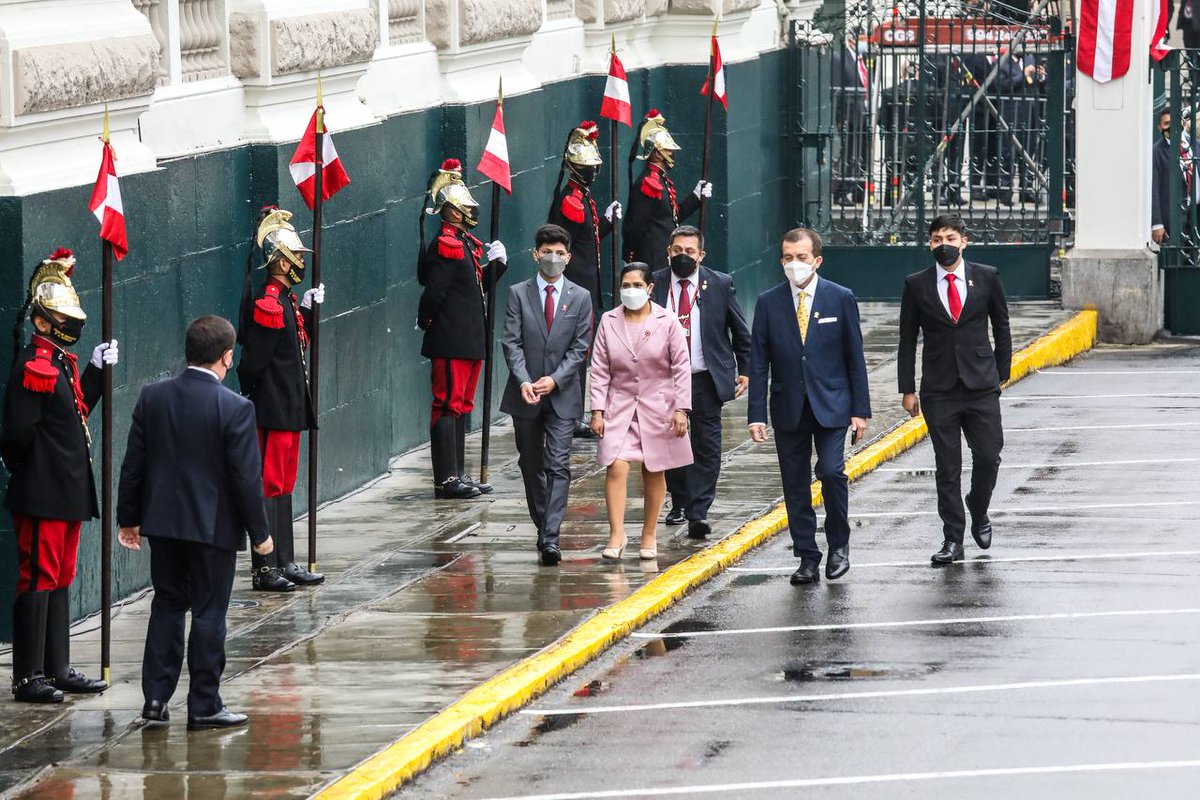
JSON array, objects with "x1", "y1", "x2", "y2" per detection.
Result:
[
  {"x1": 186, "y1": 316, "x2": 236, "y2": 366},
  {"x1": 670, "y1": 225, "x2": 704, "y2": 250},
  {"x1": 535, "y1": 224, "x2": 571, "y2": 249},
  {"x1": 621, "y1": 262, "x2": 653, "y2": 285},
  {"x1": 782, "y1": 227, "x2": 823, "y2": 257},
  {"x1": 928, "y1": 214, "x2": 967, "y2": 238}
]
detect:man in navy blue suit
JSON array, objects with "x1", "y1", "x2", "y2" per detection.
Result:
[
  {"x1": 118, "y1": 316, "x2": 272, "y2": 731},
  {"x1": 749, "y1": 228, "x2": 871, "y2": 585}
]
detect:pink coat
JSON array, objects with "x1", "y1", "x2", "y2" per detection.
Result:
[{"x1": 589, "y1": 303, "x2": 694, "y2": 472}]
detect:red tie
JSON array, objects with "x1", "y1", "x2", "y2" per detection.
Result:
[
  {"x1": 945, "y1": 273, "x2": 962, "y2": 322},
  {"x1": 545, "y1": 285, "x2": 555, "y2": 331},
  {"x1": 677, "y1": 279, "x2": 692, "y2": 338}
]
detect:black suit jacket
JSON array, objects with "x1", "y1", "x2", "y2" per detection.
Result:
[
  {"x1": 1151, "y1": 135, "x2": 1195, "y2": 232},
  {"x1": 236, "y1": 278, "x2": 316, "y2": 431},
  {"x1": 117, "y1": 369, "x2": 269, "y2": 551},
  {"x1": 898, "y1": 262, "x2": 1012, "y2": 396},
  {"x1": 651, "y1": 266, "x2": 751, "y2": 403},
  {"x1": 623, "y1": 166, "x2": 700, "y2": 272}
]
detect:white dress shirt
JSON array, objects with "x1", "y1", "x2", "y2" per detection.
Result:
[
  {"x1": 536, "y1": 272, "x2": 562, "y2": 317},
  {"x1": 186, "y1": 365, "x2": 221, "y2": 381},
  {"x1": 935, "y1": 262, "x2": 968, "y2": 317},
  {"x1": 670, "y1": 270, "x2": 706, "y2": 373},
  {"x1": 791, "y1": 272, "x2": 819, "y2": 318}
]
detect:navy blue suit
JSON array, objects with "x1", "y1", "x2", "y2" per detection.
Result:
[
  {"x1": 749, "y1": 277, "x2": 870, "y2": 561},
  {"x1": 118, "y1": 368, "x2": 269, "y2": 719}
]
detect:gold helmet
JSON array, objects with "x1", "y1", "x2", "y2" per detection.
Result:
[
  {"x1": 257, "y1": 208, "x2": 311, "y2": 283},
  {"x1": 565, "y1": 120, "x2": 603, "y2": 168},
  {"x1": 637, "y1": 109, "x2": 681, "y2": 168},
  {"x1": 30, "y1": 248, "x2": 86, "y2": 322},
  {"x1": 427, "y1": 159, "x2": 480, "y2": 228}
]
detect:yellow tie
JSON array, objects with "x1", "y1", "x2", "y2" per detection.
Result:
[{"x1": 796, "y1": 290, "x2": 809, "y2": 344}]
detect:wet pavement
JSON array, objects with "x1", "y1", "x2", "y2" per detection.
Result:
[
  {"x1": 406, "y1": 342, "x2": 1200, "y2": 800},
  {"x1": 0, "y1": 302, "x2": 1069, "y2": 798}
]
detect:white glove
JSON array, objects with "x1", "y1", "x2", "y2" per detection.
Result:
[
  {"x1": 301, "y1": 283, "x2": 326, "y2": 309},
  {"x1": 605, "y1": 201, "x2": 623, "y2": 222},
  {"x1": 693, "y1": 180, "x2": 714, "y2": 199},
  {"x1": 486, "y1": 240, "x2": 507, "y2": 264},
  {"x1": 90, "y1": 339, "x2": 118, "y2": 369}
]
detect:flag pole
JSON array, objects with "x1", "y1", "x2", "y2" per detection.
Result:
[
  {"x1": 699, "y1": 15, "x2": 719, "y2": 235},
  {"x1": 307, "y1": 77, "x2": 325, "y2": 576},
  {"x1": 480, "y1": 77, "x2": 502, "y2": 485},
  {"x1": 609, "y1": 35, "x2": 621, "y2": 309},
  {"x1": 99, "y1": 107, "x2": 113, "y2": 685}
]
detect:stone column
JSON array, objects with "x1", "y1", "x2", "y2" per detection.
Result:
[
  {"x1": 1061, "y1": 3, "x2": 1162, "y2": 342},
  {"x1": 359, "y1": 0, "x2": 441, "y2": 115},
  {"x1": 424, "y1": 0, "x2": 547, "y2": 103}
]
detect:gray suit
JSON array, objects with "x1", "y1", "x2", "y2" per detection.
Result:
[{"x1": 500, "y1": 275, "x2": 593, "y2": 551}]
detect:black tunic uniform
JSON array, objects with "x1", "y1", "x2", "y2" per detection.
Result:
[
  {"x1": 548, "y1": 179, "x2": 613, "y2": 312},
  {"x1": 237, "y1": 278, "x2": 316, "y2": 431},
  {"x1": 418, "y1": 223, "x2": 507, "y2": 361},
  {"x1": 622, "y1": 164, "x2": 700, "y2": 272}
]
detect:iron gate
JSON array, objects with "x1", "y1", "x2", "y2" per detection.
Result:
[
  {"x1": 786, "y1": 1, "x2": 1074, "y2": 299},
  {"x1": 1157, "y1": 49, "x2": 1200, "y2": 335}
]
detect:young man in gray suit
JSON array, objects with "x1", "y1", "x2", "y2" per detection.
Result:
[{"x1": 501, "y1": 224, "x2": 594, "y2": 566}]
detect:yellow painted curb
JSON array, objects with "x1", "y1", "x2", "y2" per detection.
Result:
[{"x1": 313, "y1": 309, "x2": 1098, "y2": 800}]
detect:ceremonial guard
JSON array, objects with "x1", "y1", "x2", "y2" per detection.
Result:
[
  {"x1": 547, "y1": 120, "x2": 622, "y2": 438},
  {"x1": 417, "y1": 159, "x2": 508, "y2": 499},
  {"x1": 237, "y1": 208, "x2": 326, "y2": 592},
  {"x1": 2, "y1": 249, "x2": 117, "y2": 703},
  {"x1": 622, "y1": 110, "x2": 712, "y2": 272}
]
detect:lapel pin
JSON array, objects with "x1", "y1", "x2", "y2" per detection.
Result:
[
  {"x1": 702, "y1": 280, "x2": 709, "y2": 291},
  {"x1": 968, "y1": 280, "x2": 974, "y2": 287},
  {"x1": 813, "y1": 311, "x2": 821, "y2": 319}
]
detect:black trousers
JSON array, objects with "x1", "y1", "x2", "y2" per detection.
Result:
[
  {"x1": 667, "y1": 371, "x2": 724, "y2": 521},
  {"x1": 776, "y1": 399, "x2": 849, "y2": 562},
  {"x1": 513, "y1": 404, "x2": 575, "y2": 549},
  {"x1": 921, "y1": 386, "x2": 1004, "y2": 544},
  {"x1": 143, "y1": 536, "x2": 237, "y2": 718}
]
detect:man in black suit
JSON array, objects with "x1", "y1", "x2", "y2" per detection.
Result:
[
  {"x1": 749, "y1": 228, "x2": 871, "y2": 585},
  {"x1": 898, "y1": 214, "x2": 1011, "y2": 565},
  {"x1": 118, "y1": 316, "x2": 272, "y2": 730},
  {"x1": 1151, "y1": 107, "x2": 1197, "y2": 246},
  {"x1": 651, "y1": 226, "x2": 751, "y2": 539}
]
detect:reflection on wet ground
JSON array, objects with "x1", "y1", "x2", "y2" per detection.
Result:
[{"x1": 0, "y1": 303, "x2": 1069, "y2": 798}]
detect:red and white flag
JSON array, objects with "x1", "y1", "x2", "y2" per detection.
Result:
[
  {"x1": 477, "y1": 100, "x2": 512, "y2": 193},
  {"x1": 600, "y1": 52, "x2": 633, "y2": 127},
  {"x1": 1151, "y1": 0, "x2": 1173, "y2": 62},
  {"x1": 1076, "y1": 0, "x2": 1135, "y2": 83},
  {"x1": 89, "y1": 139, "x2": 128, "y2": 260},
  {"x1": 290, "y1": 108, "x2": 351, "y2": 210},
  {"x1": 701, "y1": 36, "x2": 727, "y2": 110}
]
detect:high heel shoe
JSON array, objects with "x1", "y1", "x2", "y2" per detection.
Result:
[
  {"x1": 638, "y1": 548, "x2": 658, "y2": 560},
  {"x1": 601, "y1": 543, "x2": 626, "y2": 561}
]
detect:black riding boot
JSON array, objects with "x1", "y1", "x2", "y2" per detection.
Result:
[
  {"x1": 44, "y1": 587, "x2": 106, "y2": 693},
  {"x1": 252, "y1": 496, "x2": 295, "y2": 592},
  {"x1": 432, "y1": 416, "x2": 479, "y2": 499},
  {"x1": 277, "y1": 493, "x2": 324, "y2": 586},
  {"x1": 456, "y1": 415, "x2": 492, "y2": 494},
  {"x1": 11, "y1": 591, "x2": 61, "y2": 703}
]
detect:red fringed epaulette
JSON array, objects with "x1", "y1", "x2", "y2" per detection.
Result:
[
  {"x1": 23, "y1": 348, "x2": 58, "y2": 394},
  {"x1": 253, "y1": 284, "x2": 285, "y2": 329},
  {"x1": 561, "y1": 189, "x2": 586, "y2": 224},
  {"x1": 437, "y1": 233, "x2": 464, "y2": 260},
  {"x1": 641, "y1": 172, "x2": 664, "y2": 199}
]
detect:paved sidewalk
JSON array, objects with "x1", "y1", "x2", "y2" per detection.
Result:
[{"x1": 0, "y1": 302, "x2": 1069, "y2": 798}]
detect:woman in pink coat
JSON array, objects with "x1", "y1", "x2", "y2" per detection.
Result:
[{"x1": 589, "y1": 262, "x2": 693, "y2": 561}]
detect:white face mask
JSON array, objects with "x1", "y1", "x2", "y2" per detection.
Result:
[
  {"x1": 620, "y1": 288, "x2": 650, "y2": 311},
  {"x1": 784, "y1": 261, "x2": 815, "y2": 287}
]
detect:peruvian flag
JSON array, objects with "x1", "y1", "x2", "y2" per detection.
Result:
[
  {"x1": 477, "y1": 100, "x2": 512, "y2": 193},
  {"x1": 89, "y1": 139, "x2": 128, "y2": 260},
  {"x1": 290, "y1": 108, "x2": 351, "y2": 209},
  {"x1": 1076, "y1": 0, "x2": 1135, "y2": 83},
  {"x1": 1151, "y1": 0, "x2": 1172, "y2": 62},
  {"x1": 701, "y1": 36, "x2": 727, "y2": 110},
  {"x1": 600, "y1": 52, "x2": 633, "y2": 127}
]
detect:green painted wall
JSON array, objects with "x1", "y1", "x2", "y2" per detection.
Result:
[{"x1": 0, "y1": 49, "x2": 790, "y2": 640}]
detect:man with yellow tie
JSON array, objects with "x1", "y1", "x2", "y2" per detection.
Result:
[{"x1": 748, "y1": 228, "x2": 871, "y2": 585}]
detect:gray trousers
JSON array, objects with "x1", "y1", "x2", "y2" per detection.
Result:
[{"x1": 513, "y1": 405, "x2": 575, "y2": 549}]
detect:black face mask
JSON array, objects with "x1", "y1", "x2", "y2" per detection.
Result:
[
  {"x1": 932, "y1": 244, "x2": 960, "y2": 268},
  {"x1": 669, "y1": 253, "x2": 698, "y2": 279},
  {"x1": 48, "y1": 317, "x2": 84, "y2": 347},
  {"x1": 574, "y1": 165, "x2": 598, "y2": 185}
]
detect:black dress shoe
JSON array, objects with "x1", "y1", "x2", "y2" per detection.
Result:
[
  {"x1": 931, "y1": 541, "x2": 965, "y2": 565},
  {"x1": 461, "y1": 475, "x2": 493, "y2": 494},
  {"x1": 50, "y1": 667, "x2": 108, "y2": 694},
  {"x1": 434, "y1": 478, "x2": 481, "y2": 500},
  {"x1": 252, "y1": 567, "x2": 296, "y2": 592},
  {"x1": 573, "y1": 422, "x2": 598, "y2": 439},
  {"x1": 687, "y1": 519, "x2": 711, "y2": 540},
  {"x1": 665, "y1": 507, "x2": 687, "y2": 526},
  {"x1": 12, "y1": 676, "x2": 63, "y2": 704},
  {"x1": 187, "y1": 707, "x2": 249, "y2": 731},
  {"x1": 281, "y1": 562, "x2": 325, "y2": 586},
  {"x1": 789, "y1": 561, "x2": 821, "y2": 585},
  {"x1": 142, "y1": 700, "x2": 170, "y2": 723},
  {"x1": 825, "y1": 546, "x2": 850, "y2": 580},
  {"x1": 971, "y1": 515, "x2": 993, "y2": 550},
  {"x1": 540, "y1": 545, "x2": 562, "y2": 566}
]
